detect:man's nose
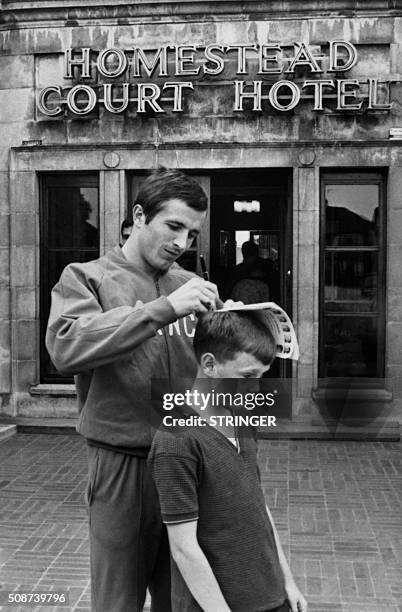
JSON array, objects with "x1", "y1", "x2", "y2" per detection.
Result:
[{"x1": 173, "y1": 230, "x2": 190, "y2": 250}]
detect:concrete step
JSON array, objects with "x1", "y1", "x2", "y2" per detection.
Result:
[
  {"x1": 258, "y1": 417, "x2": 400, "y2": 441},
  {"x1": 0, "y1": 424, "x2": 17, "y2": 442},
  {"x1": 0, "y1": 417, "x2": 78, "y2": 434}
]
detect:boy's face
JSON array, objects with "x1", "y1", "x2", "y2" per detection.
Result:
[{"x1": 202, "y1": 351, "x2": 270, "y2": 379}]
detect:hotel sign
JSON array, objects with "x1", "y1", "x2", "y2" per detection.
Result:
[{"x1": 37, "y1": 42, "x2": 392, "y2": 116}]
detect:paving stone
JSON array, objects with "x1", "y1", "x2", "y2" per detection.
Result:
[{"x1": 0, "y1": 435, "x2": 401, "y2": 610}]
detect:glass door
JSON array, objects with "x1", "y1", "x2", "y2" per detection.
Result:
[{"x1": 40, "y1": 173, "x2": 99, "y2": 382}]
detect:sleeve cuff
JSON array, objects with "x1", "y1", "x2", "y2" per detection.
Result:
[
  {"x1": 162, "y1": 510, "x2": 199, "y2": 524},
  {"x1": 145, "y1": 296, "x2": 178, "y2": 330}
]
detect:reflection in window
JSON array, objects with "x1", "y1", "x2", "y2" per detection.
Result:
[
  {"x1": 48, "y1": 187, "x2": 98, "y2": 249},
  {"x1": 325, "y1": 185, "x2": 379, "y2": 247},
  {"x1": 41, "y1": 174, "x2": 99, "y2": 382},
  {"x1": 320, "y1": 175, "x2": 385, "y2": 379},
  {"x1": 324, "y1": 317, "x2": 378, "y2": 377},
  {"x1": 325, "y1": 252, "x2": 378, "y2": 312}
]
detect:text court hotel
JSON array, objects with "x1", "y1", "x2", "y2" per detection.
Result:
[{"x1": 1, "y1": 0, "x2": 402, "y2": 438}]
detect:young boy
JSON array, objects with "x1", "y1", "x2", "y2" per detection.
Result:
[{"x1": 148, "y1": 311, "x2": 307, "y2": 612}]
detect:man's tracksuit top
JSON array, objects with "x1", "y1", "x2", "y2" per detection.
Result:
[{"x1": 46, "y1": 246, "x2": 198, "y2": 454}]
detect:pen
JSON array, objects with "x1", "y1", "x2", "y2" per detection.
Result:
[
  {"x1": 199, "y1": 254, "x2": 224, "y2": 309},
  {"x1": 199, "y1": 254, "x2": 209, "y2": 281}
]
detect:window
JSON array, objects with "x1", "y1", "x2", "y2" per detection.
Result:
[
  {"x1": 319, "y1": 172, "x2": 386, "y2": 379},
  {"x1": 40, "y1": 174, "x2": 99, "y2": 382}
]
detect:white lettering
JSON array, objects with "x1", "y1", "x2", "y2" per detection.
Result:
[
  {"x1": 336, "y1": 79, "x2": 362, "y2": 110},
  {"x1": 163, "y1": 82, "x2": 193, "y2": 112},
  {"x1": 329, "y1": 41, "x2": 358, "y2": 72},
  {"x1": 103, "y1": 83, "x2": 129, "y2": 113},
  {"x1": 37, "y1": 86, "x2": 63, "y2": 116},
  {"x1": 367, "y1": 78, "x2": 392, "y2": 110},
  {"x1": 269, "y1": 80, "x2": 300, "y2": 111},
  {"x1": 64, "y1": 48, "x2": 91, "y2": 79},
  {"x1": 203, "y1": 45, "x2": 225, "y2": 75},
  {"x1": 175, "y1": 46, "x2": 200, "y2": 76},
  {"x1": 200, "y1": 393, "x2": 210, "y2": 411},
  {"x1": 286, "y1": 42, "x2": 322, "y2": 73},
  {"x1": 226, "y1": 44, "x2": 258, "y2": 74},
  {"x1": 258, "y1": 44, "x2": 282, "y2": 74},
  {"x1": 67, "y1": 85, "x2": 97, "y2": 115},
  {"x1": 174, "y1": 393, "x2": 185, "y2": 406},
  {"x1": 234, "y1": 80, "x2": 262, "y2": 111},
  {"x1": 163, "y1": 394, "x2": 174, "y2": 410},
  {"x1": 168, "y1": 320, "x2": 181, "y2": 336},
  {"x1": 137, "y1": 83, "x2": 165, "y2": 113},
  {"x1": 133, "y1": 47, "x2": 169, "y2": 78},
  {"x1": 97, "y1": 48, "x2": 127, "y2": 78},
  {"x1": 302, "y1": 79, "x2": 335, "y2": 110},
  {"x1": 182, "y1": 313, "x2": 196, "y2": 338}
]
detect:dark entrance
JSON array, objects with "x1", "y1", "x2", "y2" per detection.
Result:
[{"x1": 209, "y1": 169, "x2": 293, "y2": 379}]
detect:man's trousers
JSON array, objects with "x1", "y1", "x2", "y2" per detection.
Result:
[{"x1": 86, "y1": 445, "x2": 172, "y2": 612}]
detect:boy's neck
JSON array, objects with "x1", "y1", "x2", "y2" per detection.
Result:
[{"x1": 189, "y1": 372, "x2": 237, "y2": 439}]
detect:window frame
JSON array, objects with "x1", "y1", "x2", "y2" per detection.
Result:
[
  {"x1": 40, "y1": 172, "x2": 100, "y2": 383},
  {"x1": 319, "y1": 170, "x2": 387, "y2": 381}
]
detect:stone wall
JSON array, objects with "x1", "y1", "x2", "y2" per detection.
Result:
[
  {"x1": 1, "y1": 16, "x2": 401, "y2": 147},
  {"x1": 1, "y1": 3, "x2": 402, "y2": 421}
]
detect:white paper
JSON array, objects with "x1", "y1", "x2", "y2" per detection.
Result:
[{"x1": 216, "y1": 302, "x2": 300, "y2": 360}]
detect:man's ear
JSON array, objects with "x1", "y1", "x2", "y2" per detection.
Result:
[
  {"x1": 200, "y1": 352, "x2": 217, "y2": 377},
  {"x1": 132, "y1": 204, "x2": 145, "y2": 228}
]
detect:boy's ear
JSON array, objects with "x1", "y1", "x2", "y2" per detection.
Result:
[{"x1": 200, "y1": 352, "x2": 217, "y2": 377}]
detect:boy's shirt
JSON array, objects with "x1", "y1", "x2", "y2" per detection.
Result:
[{"x1": 148, "y1": 422, "x2": 286, "y2": 612}]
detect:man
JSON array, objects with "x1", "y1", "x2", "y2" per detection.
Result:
[
  {"x1": 229, "y1": 240, "x2": 276, "y2": 304},
  {"x1": 46, "y1": 167, "x2": 222, "y2": 612},
  {"x1": 149, "y1": 311, "x2": 307, "y2": 612},
  {"x1": 225, "y1": 240, "x2": 260, "y2": 299},
  {"x1": 120, "y1": 217, "x2": 133, "y2": 245}
]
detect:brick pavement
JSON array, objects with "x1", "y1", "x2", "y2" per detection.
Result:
[{"x1": 0, "y1": 434, "x2": 401, "y2": 612}]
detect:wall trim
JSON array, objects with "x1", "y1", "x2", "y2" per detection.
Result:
[{"x1": 2, "y1": 1, "x2": 402, "y2": 30}]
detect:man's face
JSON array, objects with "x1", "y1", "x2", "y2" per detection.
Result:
[{"x1": 137, "y1": 198, "x2": 206, "y2": 272}]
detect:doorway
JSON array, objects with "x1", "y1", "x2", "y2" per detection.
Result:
[{"x1": 209, "y1": 169, "x2": 293, "y2": 379}]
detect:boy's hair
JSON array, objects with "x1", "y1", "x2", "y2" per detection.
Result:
[
  {"x1": 193, "y1": 311, "x2": 276, "y2": 366},
  {"x1": 134, "y1": 167, "x2": 208, "y2": 223}
]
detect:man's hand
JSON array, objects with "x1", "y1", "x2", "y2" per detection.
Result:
[
  {"x1": 285, "y1": 578, "x2": 307, "y2": 612},
  {"x1": 167, "y1": 277, "x2": 220, "y2": 317},
  {"x1": 221, "y1": 299, "x2": 244, "y2": 309}
]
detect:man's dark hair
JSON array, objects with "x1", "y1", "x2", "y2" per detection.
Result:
[
  {"x1": 134, "y1": 167, "x2": 208, "y2": 223},
  {"x1": 120, "y1": 218, "x2": 133, "y2": 240},
  {"x1": 193, "y1": 311, "x2": 276, "y2": 366},
  {"x1": 241, "y1": 240, "x2": 259, "y2": 260}
]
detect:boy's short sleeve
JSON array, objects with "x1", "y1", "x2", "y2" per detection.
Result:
[{"x1": 148, "y1": 431, "x2": 199, "y2": 524}]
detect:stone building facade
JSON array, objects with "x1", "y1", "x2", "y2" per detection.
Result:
[{"x1": 0, "y1": 0, "x2": 401, "y2": 434}]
